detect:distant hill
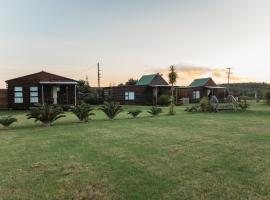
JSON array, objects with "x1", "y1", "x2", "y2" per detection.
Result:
[{"x1": 219, "y1": 82, "x2": 270, "y2": 99}]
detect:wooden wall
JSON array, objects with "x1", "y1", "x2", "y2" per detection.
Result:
[
  {"x1": 0, "y1": 89, "x2": 8, "y2": 108},
  {"x1": 104, "y1": 86, "x2": 154, "y2": 105}
]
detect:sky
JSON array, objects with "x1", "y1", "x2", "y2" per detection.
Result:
[{"x1": 0, "y1": 0, "x2": 270, "y2": 88}]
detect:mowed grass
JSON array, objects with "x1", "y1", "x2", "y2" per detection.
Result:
[{"x1": 0, "y1": 104, "x2": 270, "y2": 200}]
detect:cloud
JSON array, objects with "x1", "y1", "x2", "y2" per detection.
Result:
[{"x1": 147, "y1": 63, "x2": 251, "y2": 85}]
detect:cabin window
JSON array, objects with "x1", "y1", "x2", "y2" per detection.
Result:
[
  {"x1": 125, "y1": 92, "x2": 135, "y2": 100},
  {"x1": 30, "y1": 86, "x2": 39, "y2": 103},
  {"x1": 14, "y1": 86, "x2": 23, "y2": 103},
  {"x1": 192, "y1": 91, "x2": 200, "y2": 99}
]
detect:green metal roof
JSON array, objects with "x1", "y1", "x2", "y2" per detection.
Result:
[
  {"x1": 136, "y1": 74, "x2": 156, "y2": 86},
  {"x1": 189, "y1": 78, "x2": 212, "y2": 87}
]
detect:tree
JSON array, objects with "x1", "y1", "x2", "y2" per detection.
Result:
[
  {"x1": 125, "y1": 78, "x2": 138, "y2": 86},
  {"x1": 99, "y1": 101, "x2": 123, "y2": 120},
  {"x1": 26, "y1": 103, "x2": 65, "y2": 127},
  {"x1": 0, "y1": 116, "x2": 17, "y2": 129},
  {"x1": 71, "y1": 103, "x2": 95, "y2": 122},
  {"x1": 168, "y1": 65, "x2": 178, "y2": 115}
]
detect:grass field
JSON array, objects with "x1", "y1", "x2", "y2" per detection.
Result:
[{"x1": 0, "y1": 104, "x2": 270, "y2": 200}]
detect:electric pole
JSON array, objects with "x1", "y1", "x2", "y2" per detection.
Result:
[
  {"x1": 226, "y1": 67, "x2": 232, "y2": 94},
  {"x1": 97, "y1": 62, "x2": 101, "y2": 88}
]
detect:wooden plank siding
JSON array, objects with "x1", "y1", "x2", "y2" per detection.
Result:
[
  {"x1": 0, "y1": 89, "x2": 8, "y2": 108},
  {"x1": 6, "y1": 71, "x2": 77, "y2": 109}
]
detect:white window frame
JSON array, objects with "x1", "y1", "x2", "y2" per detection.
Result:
[
  {"x1": 30, "y1": 86, "x2": 39, "y2": 103},
  {"x1": 14, "y1": 86, "x2": 23, "y2": 103},
  {"x1": 125, "y1": 91, "x2": 135, "y2": 101},
  {"x1": 193, "y1": 91, "x2": 200, "y2": 100}
]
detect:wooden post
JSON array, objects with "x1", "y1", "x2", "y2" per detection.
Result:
[
  {"x1": 41, "y1": 85, "x2": 44, "y2": 105},
  {"x1": 74, "y1": 85, "x2": 77, "y2": 106}
]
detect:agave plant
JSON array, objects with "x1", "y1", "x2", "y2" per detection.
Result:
[
  {"x1": 71, "y1": 103, "x2": 95, "y2": 122},
  {"x1": 26, "y1": 103, "x2": 65, "y2": 127},
  {"x1": 0, "y1": 116, "x2": 17, "y2": 129},
  {"x1": 127, "y1": 109, "x2": 142, "y2": 118},
  {"x1": 99, "y1": 101, "x2": 123, "y2": 120},
  {"x1": 147, "y1": 106, "x2": 162, "y2": 117}
]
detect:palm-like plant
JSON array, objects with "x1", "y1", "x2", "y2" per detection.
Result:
[
  {"x1": 99, "y1": 101, "x2": 123, "y2": 120},
  {"x1": 128, "y1": 109, "x2": 142, "y2": 118},
  {"x1": 0, "y1": 116, "x2": 17, "y2": 129},
  {"x1": 71, "y1": 103, "x2": 95, "y2": 122},
  {"x1": 168, "y1": 65, "x2": 178, "y2": 115},
  {"x1": 147, "y1": 106, "x2": 162, "y2": 117},
  {"x1": 26, "y1": 103, "x2": 65, "y2": 127}
]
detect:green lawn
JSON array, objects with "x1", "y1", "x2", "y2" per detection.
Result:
[{"x1": 0, "y1": 104, "x2": 270, "y2": 200}]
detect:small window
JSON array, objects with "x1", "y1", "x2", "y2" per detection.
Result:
[
  {"x1": 193, "y1": 91, "x2": 200, "y2": 100},
  {"x1": 125, "y1": 92, "x2": 135, "y2": 100},
  {"x1": 14, "y1": 86, "x2": 23, "y2": 103},
  {"x1": 30, "y1": 86, "x2": 39, "y2": 103}
]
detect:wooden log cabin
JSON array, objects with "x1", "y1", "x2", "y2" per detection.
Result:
[
  {"x1": 103, "y1": 73, "x2": 171, "y2": 105},
  {"x1": 5, "y1": 71, "x2": 78, "y2": 109},
  {"x1": 177, "y1": 77, "x2": 226, "y2": 103}
]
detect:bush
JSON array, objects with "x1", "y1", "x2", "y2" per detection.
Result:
[
  {"x1": 26, "y1": 103, "x2": 65, "y2": 127},
  {"x1": 168, "y1": 96, "x2": 176, "y2": 115},
  {"x1": 184, "y1": 105, "x2": 199, "y2": 113},
  {"x1": 158, "y1": 95, "x2": 170, "y2": 106},
  {"x1": 84, "y1": 93, "x2": 103, "y2": 105},
  {"x1": 264, "y1": 90, "x2": 270, "y2": 104},
  {"x1": 0, "y1": 116, "x2": 17, "y2": 129},
  {"x1": 128, "y1": 109, "x2": 142, "y2": 118},
  {"x1": 238, "y1": 100, "x2": 249, "y2": 111},
  {"x1": 147, "y1": 106, "x2": 162, "y2": 116},
  {"x1": 198, "y1": 97, "x2": 215, "y2": 112},
  {"x1": 71, "y1": 103, "x2": 95, "y2": 122},
  {"x1": 99, "y1": 101, "x2": 123, "y2": 120}
]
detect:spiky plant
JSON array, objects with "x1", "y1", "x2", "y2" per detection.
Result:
[
  {"x1": 71, "y1": 103, "x2": 95, "y2": 122},
  {"x1": 168, "y1": 65, "x2": 178, "y2": 115},
  {"x1": 26, "y1": 103, "x2": 65, "y2": 127},
  {"x1": 99, "y1": 101, "x2": 123, "y2": 120},
  {"x1": 128, "y1": 109, "x2": 142, "y2": 118},
  {"x1": 0, "y1": 116, "x2": 17, "y2": 129},
  {"x1": 147, "y1": 106, "x2": 162, "y2": 117}
]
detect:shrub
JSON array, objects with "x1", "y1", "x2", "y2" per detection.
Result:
[
  {"x1": 128, "y1": 109, "x2": 142, "y2": 118},
  {"x1": 158, "y1": 95, "x2": 170, "y2": 106},
  {"x1": 198, "y1": 97, "x2": 215, "y2": 112},
  {"x1": 99, "y1": 101, "x2": 123, "y2": 120},
  {"x1": 184, "y1": 105, "x2": 199, "y2": 113},
  {"x1": 264, "y1": 90, "x2": 270, "y2": 104},
  {"x1": 0, "y1": 116, "x2": 17, "y2": 129},
  {"x1": 238, "y1": 100, "x2": 250, "y2": 111},
  {"x1": 147, "y1": 106, "x2": 162, "y2": 116},
  {"x1": 168, "y1": 96, "x2": 176, "y2": 115},
  {"x1": 71, "y1": 103, "x2": 95, "y2": 122},
  {"x1": 26, "y1": 103, "x2": 65, "y2": 127}
]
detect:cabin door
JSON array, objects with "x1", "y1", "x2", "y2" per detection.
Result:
[{"x1": 52, "y1": 86, "x2": 60, "y2": 104}]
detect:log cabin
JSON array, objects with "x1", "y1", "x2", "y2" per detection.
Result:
[
  {"x1": 177, "y1": 77, "x2": 226, "y2": 103},
  {"x1": 103, "y1": 73, "x2": 171, "y2": 105},
  {"x1": 5, "y1": 71, "x2": 78, "y2": 109}
]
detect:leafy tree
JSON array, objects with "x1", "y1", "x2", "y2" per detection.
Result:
[
  {"x1": 148, "y1": 106, "x2": 162, "y2": 116},
  {"x1": 0, "y1": 116, "x2": 17, "y2": 129},
  {"x1": 125, "y1": 78, "x2": 138, "y2": 86},
  {"x1": 99, "y1": 101, "x2": 123, "y2": 120},
  {"x1": 128, "y1": 109, "x2": 142, "y2": 118},
  {"x1": 26, "y1": 103, "x2": 65, "y2": 127},
  {"x1": 71, "y1": 103, "x2": 95, "y2": 122},
  {"x1": 168, "y1": 65, "x2": 178, "y2": 115}
]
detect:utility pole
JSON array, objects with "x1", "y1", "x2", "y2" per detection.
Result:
[
  {"x1": 97, "y1": 62, "x2": 101, "y2": 88},
  {"x1": 226, "y1": 67, "x2": 232, "y2": 94}
]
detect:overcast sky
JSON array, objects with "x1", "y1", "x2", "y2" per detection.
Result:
[{"x1": 0, "y1": 0, "x2": 269, "y2": 87}]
